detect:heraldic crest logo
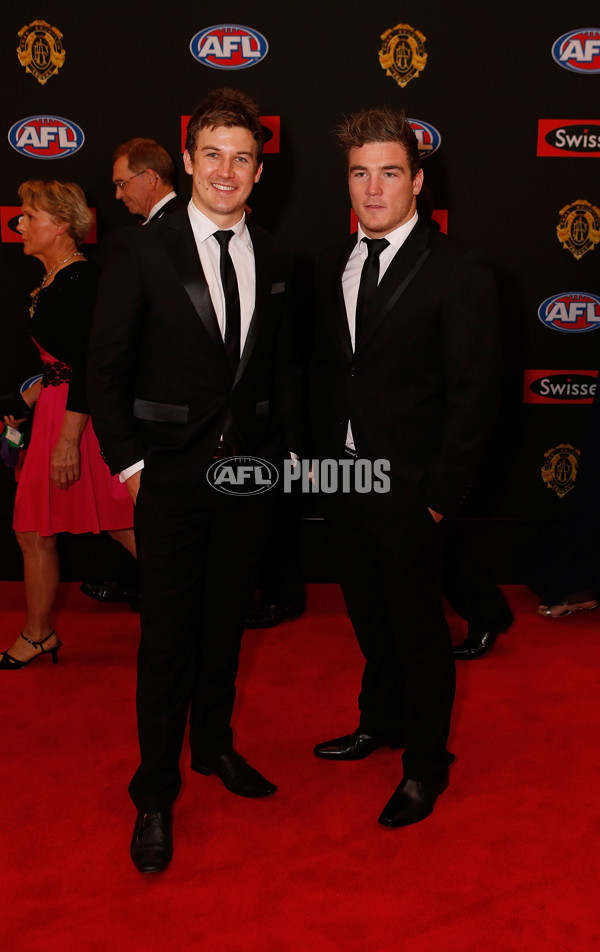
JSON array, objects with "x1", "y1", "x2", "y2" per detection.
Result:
[
  {"x1": 17, "y1": 20, "x2": 65, "y2": 86},
  {"x1": 541, "y1": 443, "x2": 580, "y2": 498},
  {"x1": 379, "y1": 23, "x2": 427, "y2": 87},
  {"x1": 557, "y1": 199, "x2": 600, "y2": 260}
]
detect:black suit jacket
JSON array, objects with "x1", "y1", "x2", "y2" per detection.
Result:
[
  {"x1": 88, "y1": 206, "x2": 302, "y2": 489},
  {"x1": 312, "y1": 217, "x2": 502, "y2": 516}
]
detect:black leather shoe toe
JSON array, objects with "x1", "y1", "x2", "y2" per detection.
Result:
[
  {"x1": 80, "y1": 580, "x2": 140, "y2": 607},
  {"x1": 191, "y1": 750, "x2": 277, "y2": 798},
  {"x1": 130, "y1": 810, "x2": 172, "y2": 873},
  {"x1": 454, "y1": 606, "x2": 514, "y2": 660},
  {"x1": 244, "y1": 598, "x2": 306, "y2": 629},
  {"x1": 314, "y1": 728, "x2": 403, "y2": 760},
  {"x1": 378, "y1": 770, "x2": 449, "y2": 828}
]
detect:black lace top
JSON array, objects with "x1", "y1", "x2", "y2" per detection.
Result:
[{"x1": 29, "y1": 261, "x2": 97, "y2": 414}]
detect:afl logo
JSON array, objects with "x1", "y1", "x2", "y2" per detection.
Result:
[
  {"x1": 8, "y1": 116, "x2": 84, "y2": 159},
  {"x1": 190, "y1": 25, "x2": 268, "y2": 69},
  {"x1": 407, "y1": 119, "x2": 441, "y2": 158},
  {"x1": 538, "y1": 293, "x2": 600, "y2": 334},
  {"x1": 206, "y1": 456, "x2": 279, "y2": 496},
  {"x1": 552, "y1": 28, "x2": 600, "y2": 73}
]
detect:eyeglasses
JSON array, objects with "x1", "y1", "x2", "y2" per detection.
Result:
[{"x1": 114, "y1": 169, "x2": 147, "y2": 190}]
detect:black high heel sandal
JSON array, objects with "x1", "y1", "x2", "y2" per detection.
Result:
[{"x1": 0, "y1": 631, "x2": 61, "y2": 669}]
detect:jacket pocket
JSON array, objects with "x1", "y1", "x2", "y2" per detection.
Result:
[{"x1": 133, "y1": 398, "x2": 189, "y2": 424}]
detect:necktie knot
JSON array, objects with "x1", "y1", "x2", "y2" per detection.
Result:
[
  {"x1": 213, "y1": 229, "x2": 234, "y2": 250},
  {"x1": 362, "y1": 237, "x2": 390, "y2": 259}
]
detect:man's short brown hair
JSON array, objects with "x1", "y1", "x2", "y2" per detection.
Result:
[
  {"x1": 185, "y1": 87, "x2": 264, "y2": 165},
  {"x1": 113, "y1": 138, "x2": 175, "y2": 186},
  {"x1": 336, "y1": 107, "x2": 421, "y2": 179}
]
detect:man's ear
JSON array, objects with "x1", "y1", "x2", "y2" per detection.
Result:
[
  {"x1": 183, "y1": 150, "x2": 193, "y2": 175},
  {"x1": 254, "y1": 162, "x2": 263, "y2": 184}
]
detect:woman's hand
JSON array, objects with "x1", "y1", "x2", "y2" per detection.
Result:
[
  {"x1": 3, "y1": 414, "x2": 27, "y2": 427},
  {"x1": 51, "y1": 437, "x2": 81, "y2": 489},
  {"x1": 51, "y1": 410, "x2": 89, "y2": 490}
]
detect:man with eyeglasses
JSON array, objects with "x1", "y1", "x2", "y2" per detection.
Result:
[{"x1": 112, "y1": 138, "x2": 183, "y2": 223}]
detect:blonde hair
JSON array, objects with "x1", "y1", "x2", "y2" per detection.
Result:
[{"x1": 18, "y1": 179, "x2": 94, "y2": 245}]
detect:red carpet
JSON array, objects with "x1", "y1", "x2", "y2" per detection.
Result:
[{"x1": 2, "y1": 583, "x2": 599, "y2": 952}]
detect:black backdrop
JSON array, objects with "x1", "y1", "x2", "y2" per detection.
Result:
[{"x1": 1, "y1": 2, "x2": 599, "y2": 581}]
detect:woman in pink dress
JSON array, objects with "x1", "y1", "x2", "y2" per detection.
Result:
[{"x1": 0, "y1": 180, "x2": 135, "y2": 669}]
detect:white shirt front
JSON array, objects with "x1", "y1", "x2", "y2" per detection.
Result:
[
  {"x1": 342, "y1": 211, "x2": 419, "y2": 451},
  {"x1": 187, "y1": 200, "x2": 256, "y2": 351}
]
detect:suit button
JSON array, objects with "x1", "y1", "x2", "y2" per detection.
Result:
[{"x1": 349, "y1": 366, "x2": 356, "y2": 377}]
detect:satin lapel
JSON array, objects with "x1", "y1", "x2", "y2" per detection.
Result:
[
  {"x1": 159, "y1": 208, "x2": 227, "y2": 356},
  {"x1": 355, "y1": 218, "x2": 432, "y2": 355},
  {"x1": 233, "y1": 222, "x2": 272, "y2": 387},
  {"x1": 334, "y1": 237, "x2": 356, "y2": 361}
]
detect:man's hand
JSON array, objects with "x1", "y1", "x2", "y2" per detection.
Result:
[
  {"x1": 126, "y1": 470, "x2": 141, "y2": 504},
  {"x1": 51, "y1": 438, "x2": 81, "y2": 490},
  {"x1": 428, "y1": 507, "x2": 444, "y2": 523}
]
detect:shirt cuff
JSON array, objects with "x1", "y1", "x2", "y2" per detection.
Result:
[{"x1": 119, "y1": 460, "x2": 144, "y2": 483}]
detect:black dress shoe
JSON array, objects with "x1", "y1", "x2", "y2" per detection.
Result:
[
  {"x1": 314, "y1": 728, "x2": 404, "y2": 760},
  {"x1": 244, "y1": 597, "x2": 306, "y2": 629},
  {"x1": 191, "y1": 750, "x2": 277, "y2": 798},
  {"x1": 130, "y1": 810, "x2": 172, "y2": 873},
  {"x1": 80, "y1": 580, "x2": 140, "y2": 611},
  {"x1": 453, "y1": 606, "x2": 514, "y2": 660},
  {"x1": 378, "y1": 770, "x2": 449, "y2": 828}
]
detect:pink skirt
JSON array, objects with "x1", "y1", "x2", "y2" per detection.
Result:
[{"x1": 13, "y1": 352, "x2": 133, "y2": 537}]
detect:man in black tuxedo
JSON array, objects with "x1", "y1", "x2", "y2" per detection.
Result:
[
  {"x1": 112, "y1": 137, "x2": 184, "y2": 223},
  {"x1": 312, "y1": 107, "x2": 501, "y2": 826},
  {"x1": 81, "y1": 138, "x2": 184, "y2": 610},
  {"x1": 88, "y1": 89, "x2": 302, "y2": 872}
]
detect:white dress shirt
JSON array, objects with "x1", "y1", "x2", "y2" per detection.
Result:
[{"x1": 342, "y1": 211, "x2": 419, "y2": 451}]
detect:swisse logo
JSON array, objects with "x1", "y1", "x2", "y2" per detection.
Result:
[
  {"x1": 552, "y1": 28, "x2": 600, "y2": 73},
  {"x1": 407, "y1": 119, "x2": 441, "y2": 158},
  {"x1": 537, "y1": 120, "x2": 600, "y2": 157},
  {"x1": 523, "y1": 370, "x2": 598, "y2": 404},
  {"x1": 8, "y1": 115, "x2": 84, "y2": 158},
  {"x1": 190, "y1": 25, "x2": 268, "y2": 69},
  {"x1": 538, "y1": 293, "x2": 600, "y2": 333},
  {"x1": 206, "y1": 457, "x2": 278, "y2": 496}
]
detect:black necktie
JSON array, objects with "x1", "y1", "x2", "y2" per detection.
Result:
[
  {"x1": 213, "y1": 230, "x2": 241, "y2": 374},
  {"x1": 354, "y1": 237, "x2": 389, "y2": 344}
]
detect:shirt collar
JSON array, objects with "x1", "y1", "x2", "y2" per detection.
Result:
[
  {"x1": 145, "y1": 191, "x2": 177, "y2": 222},
  {"x1": 187, "y1": 200, "x2": 250, "y2": 247},
  {"x1": 356, "y1": 210, "x2": 419, "y2": 253}
]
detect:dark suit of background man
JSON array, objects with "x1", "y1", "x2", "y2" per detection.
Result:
[
  {"x1": 88, "y1": 89, "x2": 302, "y2": 873},
  {"x1": 312, "y1": 107, "x2": 502, "y2": 827},
  {"x1": 81, "y1": 138, "x2": 184, "y2": 610}
]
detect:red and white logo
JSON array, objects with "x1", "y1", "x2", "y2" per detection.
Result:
[
  {"x1": 552, "y1": 28, "x2": 600, "y2": 73},
  {"x1": 189, "y1": 25, "x2": 268, "y2": 69},
  {"x1": 523, "y1": 370, "x2": 598, "y2": 404},
  {"x1": 537, "y1": 120, "x2": 600, "y2": 157},
  {"x1": 538, "y1": 292, "x2": 600, "y2": 333}
]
